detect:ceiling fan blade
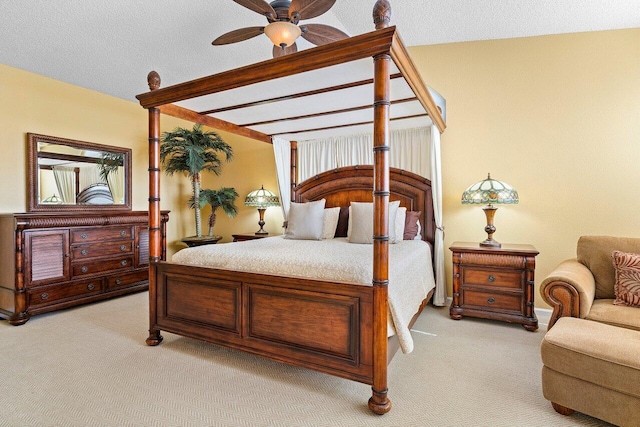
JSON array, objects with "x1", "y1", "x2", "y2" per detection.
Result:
[
  {"x1": 233, "y1": 0, "x2": 276, "y2": 20},
  {"x1": 212, "y1": 26, "x2": 265, "y2": 45},
  {"x1": 273, "y1": 42, "x2": 298, "y2": 58},
  {"x1": 289, "y1": 0, "x2": 336, "y2": 21},
  {"x1": 300, "y1": 24, "x2": 348, "y2": 46}
]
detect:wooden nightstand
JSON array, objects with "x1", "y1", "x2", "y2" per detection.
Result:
[
  {"x1": 449, "y1": 242, "x2": 539, "y2": 331},
  {"x1": 232, "y1": 233, "x2": 269, "y2": 242}
]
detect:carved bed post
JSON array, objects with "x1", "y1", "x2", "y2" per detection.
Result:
[
  {"x1": 146, "y1": 71, "x2": 163, "y2": 346},
  {"x1": 369, "y1": 0, "x2": 392, "y2": 415}
]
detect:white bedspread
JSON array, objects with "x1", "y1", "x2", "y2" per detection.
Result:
[{"x1": 172, "y1": 236, "x2": 435, "y2": 354}]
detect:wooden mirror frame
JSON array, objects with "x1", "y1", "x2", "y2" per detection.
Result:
[{"x1": 26, "y1": 133, "x2": 132, "y2": 212}]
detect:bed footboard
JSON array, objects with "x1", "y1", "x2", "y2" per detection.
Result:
[{"x1": 150, "y1": 261, "x2": 376, "y2": 383}]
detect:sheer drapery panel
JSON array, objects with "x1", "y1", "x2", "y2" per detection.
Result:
[
  {"x1": 298, "y1": 128, "x2": 432, "y2": 182},
  {"x1": 272, "y1": 137, "x2": 291, "y2": 223},
  {"x1": 52, "y1": 166, "x2": 76, "y2": 204}
]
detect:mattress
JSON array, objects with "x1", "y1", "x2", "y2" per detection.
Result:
[{"x1": 172, "y1": 236, "x2": 435, "y2": 354}]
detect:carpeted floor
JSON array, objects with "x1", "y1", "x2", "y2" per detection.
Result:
[{"x1": 0, "y1": 292, "x2": 612, "y2": 426}]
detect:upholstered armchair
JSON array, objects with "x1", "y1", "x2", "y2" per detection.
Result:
[{"x1": 540, "y1": 235, "x2": 640, "y2": 330}]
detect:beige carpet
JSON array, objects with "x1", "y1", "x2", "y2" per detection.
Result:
[{"x1": 0, "y1": 292, "x2": 612, "y2": 427}]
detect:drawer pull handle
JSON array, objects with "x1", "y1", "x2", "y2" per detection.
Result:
[
  {"x1": 40, "y1": 293, "x2": 49, "y2": 300},
  {"x1": 487, "y1": 297, "x2": 496, "y2": 304},
  {"x1": 81, "y1": 233, "x2": 88, "y2": 240},
  {"x1": 81, "y1": 266, "x2": 88, "y2": 273},
  {"x1": 87, "y1": 283, "x2": 95, "y2": 291},
  {"x1": 115, "y1": 279, "x2": 122, "y2": 285},
  {"x1": 120, "y1": 245, "x2": 127, "y2": 251},
  {"x1": 81, "y1": 249, "x2": 88, "y2": 256},
  {"x1": 120, "y1": 230, "x2": 127, "y2": 237},
  {"x1": 120, "y1": 260, "x2": 127, "y2": 266},
  {"x1": 488, "y1": 275, "x2": 496, "y2": 282}
]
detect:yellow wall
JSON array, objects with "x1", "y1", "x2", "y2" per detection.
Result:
[
  {"x1": 0, "y1": 64, "x2": 281, "y2": 258},
  {"x1": 410, "y1": 28, "x2": 640, "y2": 307}
]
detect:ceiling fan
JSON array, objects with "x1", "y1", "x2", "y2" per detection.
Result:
[{"x1": 212, "y1": 0, "x2": 349, "y2": 58}]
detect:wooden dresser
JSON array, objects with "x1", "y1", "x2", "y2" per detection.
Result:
[
  {"x1": 449, "y1": 242, "x2": 539, "y2": 331},
  {"x1": 0, "y1": 211, "x2": 169, "y2": 325}
]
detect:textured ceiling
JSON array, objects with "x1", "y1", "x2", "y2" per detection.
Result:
[{"x1": 0, "y1": 0, "x2": 638, "y2": 104}]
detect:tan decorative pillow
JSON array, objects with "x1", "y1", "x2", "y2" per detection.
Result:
[
  {"x1": 394, "y1": 207, "x2": 406, "y2": 244},
  {"x1": 321, "y1": 207, "x2": 340, "y2": 239},
  {"x1": 284, "y1": 199, "x2": 326, "y2": 240},
  {"x1": 348, "y1": 201, "x2": 400, "y2": 244},
  {"x1": 611, "y1": 250, "x2": 640, "y2": 307}
]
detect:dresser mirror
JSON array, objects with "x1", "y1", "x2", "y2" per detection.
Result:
[{"x1": 27, "y1": 133, "x2": 132, "y2": 212}]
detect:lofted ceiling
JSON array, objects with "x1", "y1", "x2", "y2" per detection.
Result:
[{"x1": 1, "y1": 0, "x2": 638, "y2": 111}]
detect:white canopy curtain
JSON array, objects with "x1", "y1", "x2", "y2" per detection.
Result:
[
  {"x1": 299, "y1": 128, "x2": 432, "y2": 182},
  {"x1": 52, "y1": 165, "x2": 76, "y2": 204},
  {"x1": 429, "y1": 126, "x2": 446, "y2": 307},
  {"x1": 78, "y1": 164, "x2": 103, "y2": 192},
  {"x1": 273, "y1": 127, "x2": 446, "y2": 306},
  {"x1": 272, "y1": 137, "x2": 291, "y2": 221}
]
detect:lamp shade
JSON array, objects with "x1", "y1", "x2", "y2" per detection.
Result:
[
  {"x1": 263, "y1": 21, "x2": 301, "y2": 48},
  {"x1": 245, "y1": 186, "x2": 280, "y2": 208},
  {"x1": 462, "y1": 174, "x2": 518, "y2": 248},
  {"x1": 461, "y1": 174, "x2": 519, "y2": 205}
]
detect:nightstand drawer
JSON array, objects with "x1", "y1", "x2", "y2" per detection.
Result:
[
  {"x1": 462, "y1": 289, "x2": 522, "y2": 314},
  {"x1": 462, "y1": 267, "x2": 523, "y2": 289}
]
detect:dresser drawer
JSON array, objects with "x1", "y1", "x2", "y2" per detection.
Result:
[
  {"x1": 28, "y1": 278, "x2": 103, "y2": 308},
  {"x1": 72, "y1": 256, "x2": 134, "y2": 277},
  {"x1": 107, "y1": 270, "x2": 148, "y2": 290},
  {"x1": 70, "y1": 226, "x2": 133, "y2": 244},
  {"x1": 72, "y1": 240, "x2": 133, "y2": 260},
  {"x1": 462, "y1": 267, "x2": 523, "y2": 290}
]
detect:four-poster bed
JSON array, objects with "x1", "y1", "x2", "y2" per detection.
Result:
[{"x1": 136, "y1": 1, "x2": 446, "y2": 414}]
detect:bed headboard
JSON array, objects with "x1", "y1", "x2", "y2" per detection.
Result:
[{"x1": 293, "y1": 166, "x2": 435, "y2": 249}]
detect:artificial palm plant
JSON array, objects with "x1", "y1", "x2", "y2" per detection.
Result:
[
  {"x1": 160, "y1": 124, "x2": 233, "y2": 239},
  {"x1": 190, "y1": 187, "x2": 239, "y2": 237}
]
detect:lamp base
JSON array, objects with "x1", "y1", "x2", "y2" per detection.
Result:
[
  {"x1": 255, "y1": 208, "x2": 268, "y2": 235},
  {"x1": 480, "y1": 205, "x2": 501, "y2": 248},
  {"x1": 480, "y1": 238, "x2": 501, "y2": 248}
]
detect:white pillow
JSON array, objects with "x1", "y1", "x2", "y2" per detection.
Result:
[
  {"x1": 284, "y1": 199, "x2": 326, "y2": 240},
  {"x1": 322, "y1": 207, "x2": 340, "y2": 239},
  {"x1": 415, "y1": 219, "x2": 422, "y2": 240},
  {"x1": 394, "y1": 207, "x2": 406, "y2": 244},
  {"x1": 348, "y1": 201, "x2": 400, "y2": 244}
]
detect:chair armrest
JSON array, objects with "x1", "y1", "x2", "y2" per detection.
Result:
[{"x1": 540, "y1": 258, "x2": 596, "y2": 329}]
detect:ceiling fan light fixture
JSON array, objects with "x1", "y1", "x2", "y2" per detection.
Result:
[{"x1": 264, "y1": 21, "x2": 301, "y2": 48}]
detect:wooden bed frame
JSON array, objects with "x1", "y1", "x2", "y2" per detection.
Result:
[{"x1": 136, "y1": 1, "x2": 445, "y2": 414}]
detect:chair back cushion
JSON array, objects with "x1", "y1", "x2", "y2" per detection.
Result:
[{"x1": 577, "y1": 236, "x2": 640, "y2": 299}]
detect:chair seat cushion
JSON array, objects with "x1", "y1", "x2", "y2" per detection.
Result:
[
  {"x1": 585, "y1": 299, "x2": 640, "y2": 331},
  {"x1": 541, "y1": 317, "x2": 640, "y2": 398}
]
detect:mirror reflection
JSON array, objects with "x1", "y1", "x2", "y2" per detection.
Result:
[{"x1": 27, "y1": 133, "x2": 132, "y2": 212}]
